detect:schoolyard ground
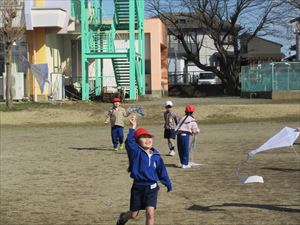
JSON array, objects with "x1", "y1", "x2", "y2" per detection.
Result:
[{"x1": 1, "y1": 97, "x2": 300, "y2": 225}]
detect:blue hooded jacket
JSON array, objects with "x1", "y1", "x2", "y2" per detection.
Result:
[{"x1": 125, "y1": 128, "x2": 172, "y2": 192}]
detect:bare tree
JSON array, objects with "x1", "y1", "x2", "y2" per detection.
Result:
[
  {"x1": 0, "y1": 0, "x2": 25, "y2": 109},
  {"x1": 286, "y1": 0, "x2": 300, "y2": 10},
  {"x1": 146, "y1": 0, "x2": 296, "y2": 95}
]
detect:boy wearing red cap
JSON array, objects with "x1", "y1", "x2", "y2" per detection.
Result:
[
  {"x1": 175, "y1": 105, "x2": 200, "y2": 168},
  {"x1": 116, "y1": 116, "x2": 172, "y2": 225},
  {"x1": 105, "y1": 98, "x2": 129, "y2": 151}
]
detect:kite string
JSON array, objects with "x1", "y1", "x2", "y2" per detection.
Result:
[
  {"x1": 236, "y1": 156, "x2": 249, "y2": 180},
  {"x1": 291, "y1": 146, "x2": 300, "y2": 160},
  {"x1": 189, "y1": 135, "x2": 196, "y2": 163}
]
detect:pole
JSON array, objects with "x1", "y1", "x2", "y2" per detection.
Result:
[
  {"x1": 33, "y1": 31, "x2": 37, "y2": 102},
  {"x1": 129, "y1": 0, "x2": 136, "y2": 99},
  {"x1": 271, "y1": 63, "x2": 274, "y2": 91}
]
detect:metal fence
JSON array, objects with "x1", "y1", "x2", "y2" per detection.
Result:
[
  {"x1": 168, "y1": 72, "x2": 198, "y2": 84},
  {"x1": 168, "y1": 71, "x2": 221, "y2": 85},
  {"x1": 241, "y1": 62, "x2": 300, "y2": 92}
]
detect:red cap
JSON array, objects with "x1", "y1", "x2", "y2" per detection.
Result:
[
  {"x1": 134, "y1": 128, "x2": 153, "y2": 140},
  {"x1": 112, "y1": 98, "x2": 121, "y2": 103},
  {"x1": 185, "y1": 105, "x2": 195, "y2": 113}
]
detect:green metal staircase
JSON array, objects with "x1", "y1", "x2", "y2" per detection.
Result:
[
  {"x1": 114, "y1": 0, "x2": 137, "y2": 29},
  {"x1": 112, "y1": 58, "x2": 130, "y2": 87},
  {"x1": 78, "y1": 0, "x2": 145, "y2": 100}
]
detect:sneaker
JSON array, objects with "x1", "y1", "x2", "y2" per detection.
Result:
[
  {"x1": 167, "y1": 150, "x2": 176, "y2": 156},
  {"x1": 116, "y1": 212, "x2": 126, "y2": 225},
  {"x1": 182, "y1": 164, "x2": 192, "y2": 169},
  {"x1": 119, "y1": 143, "x2": 124, "y2": 151},
  {"x1": 113, "y1": 147, "x2": 118, "y2": 151},
  {"x1": 176, "y1": 163, "x2": 182, "y2": 168}
]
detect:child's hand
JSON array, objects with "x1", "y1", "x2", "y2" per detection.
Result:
[{"x1": 129, "y1": 115, "x2": 137, "y2": 129}]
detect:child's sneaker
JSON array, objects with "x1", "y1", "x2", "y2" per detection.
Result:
[
  {"x1": 176, "y1": 163, "x2": 182, "y2": 168},
  {"x1": 113, "y1": 147, "x2": 118, "y2": 151},
  {"x1": 119, "y1": 143, "x2": 124, "y2": 151},
  {"x1": 182, "y1": 164, "x2": 192, "y2": 169},
  {"x1": 116, "y1": 212, "x2": 126, "y2": 225},
  {"x1": 167, "y1": 150, "x2": 176, "y2": 156}
]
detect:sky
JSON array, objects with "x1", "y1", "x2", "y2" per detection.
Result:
[{"x1": 100, "y1": 0, "x2": 298, "y2": 57}]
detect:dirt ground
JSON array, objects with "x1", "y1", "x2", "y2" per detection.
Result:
[{"x1": 1, "y1": 121, "x2": 300, "y2": 225}]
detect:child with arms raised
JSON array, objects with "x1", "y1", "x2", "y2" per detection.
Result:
[{"x1": 116, "y1": 116, "x2": 172, "y2": 225}]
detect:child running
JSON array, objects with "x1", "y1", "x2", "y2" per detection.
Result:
[
  {"x1": 175, "y1": 105, "x2": 200, "y2": 169},
  {"x1": 116, "y1": 116, "x2": 172, "y2": 225},
  {"x1": 105, "y1": 97, "x2": 129, "y2": 151},
  {"x1": 163, "y1": 100, "x2": 179, "y2": 156}
]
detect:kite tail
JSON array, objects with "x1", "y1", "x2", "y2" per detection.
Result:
[
  {"x1": 236, "y1": 155, "x2": 250, "y2": 180},
  {"x1": 189, "y1": 135, "x2": 196, "y2": 163}
]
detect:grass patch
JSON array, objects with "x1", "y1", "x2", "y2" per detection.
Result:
[{"x1": 0, "y1": 102, "x2": 56, "y2": 112}]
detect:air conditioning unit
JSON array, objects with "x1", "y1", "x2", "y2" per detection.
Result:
[{"x1": 0, "y1": 72, "x2": 24, "y2": 100}]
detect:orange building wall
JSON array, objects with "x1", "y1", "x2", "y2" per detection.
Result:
[{"x1": 145, "y1": 18, "x2": 168, "y2": 96}]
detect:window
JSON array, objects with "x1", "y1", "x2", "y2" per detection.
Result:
[
  {"x1": 179, "y1": 19, "x2": 186, "y2": 24},
  {"x1": 199, "y1": 73, "x2": 215, "y2": 79}
]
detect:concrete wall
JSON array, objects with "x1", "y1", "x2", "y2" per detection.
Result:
[
  {"x1": 272, "y1": 91, "x2": 300, "y2": 100},
  {"x1": 169, "y1": 84, "x2": 224, "y2": 97},
  {"x1": 241, "y1": 91, "x2": 300, "y2": 100}
]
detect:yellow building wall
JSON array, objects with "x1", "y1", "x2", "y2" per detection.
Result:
[
  {"x1": 27, "y1": 28, "x2": 49, "y2": 100},
  {"x1": 25, "y1": 0, "x2": 49, "y2": 100}
]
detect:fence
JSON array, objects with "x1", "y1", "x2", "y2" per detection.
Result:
[
  {"x1": 168, "y1": 71, "x2": 221, "y2": 85},
  {"x1": 241, "y1": 62, "x2": 300, "y2": 92}
]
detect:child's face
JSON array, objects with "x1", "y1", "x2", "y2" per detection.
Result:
[
  {"x1": 114, "y1": 102, "x2": 120, "y2": 108},
  {"x1": 165, "y1": 106, "x2": 172, "y2": 112},
  {"x1": 138, "y1": 136, "x2": 153, "y2": 150}
]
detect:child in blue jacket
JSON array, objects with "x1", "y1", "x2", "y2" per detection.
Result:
[{"x1": 116, "y1": 116, "x2": 172, "y2": 225}]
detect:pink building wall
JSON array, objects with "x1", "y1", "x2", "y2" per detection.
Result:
[{"x1": 145, "y1": 18, "x2": 168, "y2": 96}]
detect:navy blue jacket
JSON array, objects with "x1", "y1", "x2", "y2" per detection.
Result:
[{"x1": 125, "y1": 128, "x2": 172, "y2": 191}]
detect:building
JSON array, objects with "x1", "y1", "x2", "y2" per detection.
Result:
[
  {"x1": 289, "y1": 17, "x2": 300, "y2": 61},
  {"x1": 0, "y1": 0, "x2": 168, "y2": 101},
  {"x1": 165, "y1": 14, "x2": 234, "y2": 86},
  {"x1": 240, "y1": 35, "x2": 284, "y2": 66}
]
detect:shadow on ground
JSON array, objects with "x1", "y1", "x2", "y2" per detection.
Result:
[
  {"x1": 260, "y1": 167, "x2": 300, "y2": 172},
  {"x1": 165, "y1": 163, "x2": 180, "y2": 168},
  {"x1": 188, "y1": 203, "x2": 300, "y2": 213},
  {"x1": 69, "y1": 146, "x2": 112, "y2": 151}
]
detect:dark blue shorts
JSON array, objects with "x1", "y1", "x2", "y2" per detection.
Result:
[
  {"x1": 164, "y1": 129, "x2": 176, "y2": 139},
  {"x1": 130, "y1": 184, "x2": 159, "y2": 211}
]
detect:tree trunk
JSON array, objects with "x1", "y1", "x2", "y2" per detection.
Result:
[
  {"x1": 5, "y1": 43, "x2": 13, "y2": 109},
  {"x1": 223, "y1": 69, "x2": 241, "y2": 95}
]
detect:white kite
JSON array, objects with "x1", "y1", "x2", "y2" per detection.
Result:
[
  {"x1": 247, "y1": 127, "x2": 300, "y2": 159},
  {"x1": 238, "y1": 127, "x2": 300, "y2": 184}
]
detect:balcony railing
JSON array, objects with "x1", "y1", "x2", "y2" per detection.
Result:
[
  {"x1": 169, "y1": 42, "x2": 198, "y2": 56},
  {"x1": 70, "y1": 0, "x2": 81, "y2": 21}
]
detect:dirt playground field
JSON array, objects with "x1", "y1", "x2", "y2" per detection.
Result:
[{"x1": 1, "y1": 98, "x2": 300, "y2": 225}]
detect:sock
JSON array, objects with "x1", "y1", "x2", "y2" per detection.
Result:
[{"x1": 169, "y1": 144, "x2": 175, "y2": 151}]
